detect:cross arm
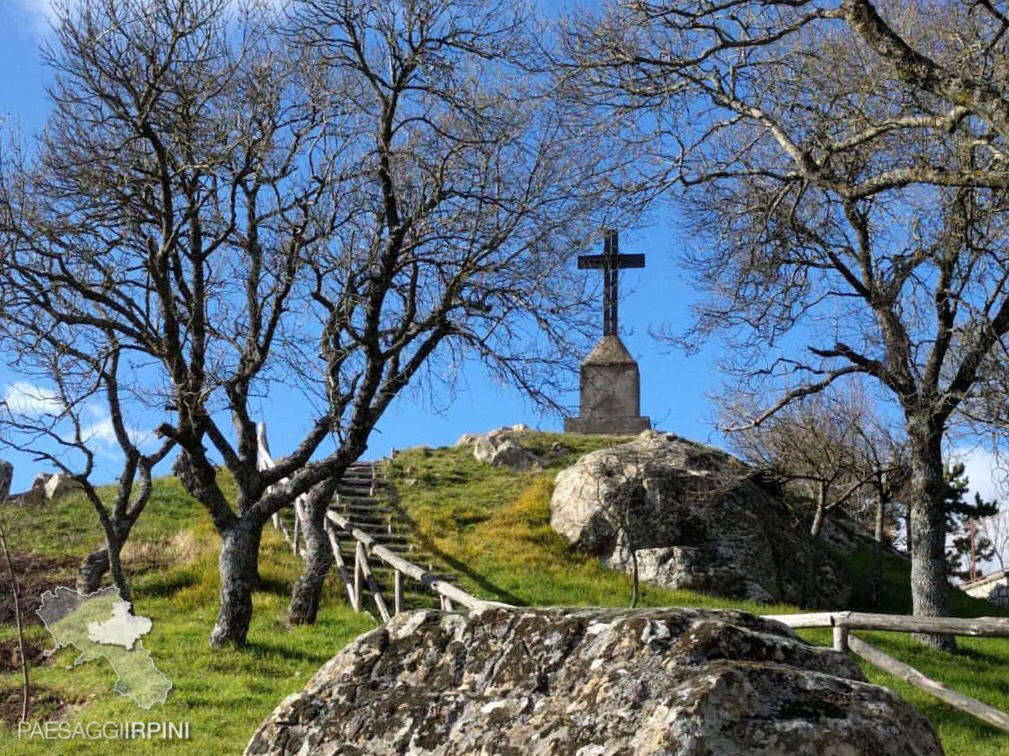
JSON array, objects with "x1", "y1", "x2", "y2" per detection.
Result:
[{"x1": 578, "y1": 254, "x2": 646, "y2": 270}]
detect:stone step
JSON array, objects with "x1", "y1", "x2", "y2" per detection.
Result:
[
  {"x1": 335, "y1": 507, "x2": 397, "y2": 517},
  {"x1": 336, "y1": 529, "x2": 410, "y2": 542},
  {"x1": 335, "y1": 515, "x2": 398, "y2": 526},
  {"x1": 333, "y1": 496, "x2": 388, "y2": 506},
  {"x1": 337, "y1": 481, "x2": 381, "y2": 488},
  {"x1": 333, "y1": 539, "x2": 451, "y2": 564},
  {"x1": 338, "y1": 500, "x2": 381, "y2": 509},
  {"x1": 360, "y1": 565, "x2": 463, "y2": 584},
  {"x1": 336, "y1": 505, "x2": 396, "y2": 516}
]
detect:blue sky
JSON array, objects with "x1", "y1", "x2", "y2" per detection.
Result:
[
  {"x1": 0, "y1": 0, "x2": 1001, "y2": 531},
  {"x1": 0, "y1": 1, "x2": 724, "y2": 491}
]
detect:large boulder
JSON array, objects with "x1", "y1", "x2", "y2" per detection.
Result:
[
  {"x1": 245, "y1": 607, "x2": 943, "y2": 756},
  {"x1": 550, "y1": 431, "x2": 851, "y2": 607}
]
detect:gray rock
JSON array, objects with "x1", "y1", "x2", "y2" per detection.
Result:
[
  {"x1": 245, "y1": 607, "x2": 943, "y2": 756},
  {"x1": 30, "y1": 472, "x2": 53, "y2": 494},
  {"x1": 0, "y1": 460, "x2": 11, "y2": 500},
  {"x1": 818, "y1": 512, "x2": 867, "y2": 555},
  {"x1": 550, "y1": 432, "x2": 851, "y2": 608},
  {"x1": 43, "y1": 473, "x2": 83, "y2": 500},
  {"x1": 16, "y1": 471, "x2": 84, "y2": 503},
  {"x1": 470, "y1": 427, "x2": 542, "y2": 471},
  {"x1": 453, "y1": 433, "x2": 478, "y2": 448}
]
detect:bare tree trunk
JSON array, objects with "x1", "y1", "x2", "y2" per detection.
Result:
[
  {"x1": 0, "y1": 519, "x2": 28, "y2": 721},
  {"x1": 908, "y1": 426, "x2": 956, "y2": 651},
  {"x1": 630, "y1": 548, "x2": 639, "y2": 609},
  {"x1": 78, "y1": 526, "x2": 131, "y2": 606},
  {"x1": 872, "y1": 495, "x2": 885, "y2": 611},
  {"x1": 249, "y1": 525, "x2": 262, "y2": 584},
  {"x1": 810, "y1": 480, "x2": 827, "y2": 537},
  {"x1": 289, "y1": 480, "x2": 339, "y2": 625},
  {"x1": 905, "y1": 509, "x2": 913, "y2": 554},
  {"x1": 0, "y1": 463, "x2": 28, "y2": 721},
  {"x1": 77, "y1": 547, "x2": 109, "y2": 595},
  {"x1": 106, "y1": 538, "x2": 132, "y2": 608},
  {"x1": 210, "y1": 519, "x2": 262, "y2": 647}
]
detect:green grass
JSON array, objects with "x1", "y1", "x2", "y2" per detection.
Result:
[
  {"x1": 389, "y1": 437, "x2": 1009, "y2": 756},
  {"x1": 1, "y1": 433, "x2": 1008, "y2": 754},
  {"x1": 0, "y1": 482, "x2": 375, "y2": 755},
  {"x1": 822, "y1": 546, "x2": 1009, "y2": 755}
]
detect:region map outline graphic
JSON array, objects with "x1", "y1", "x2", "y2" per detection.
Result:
[{"x1": 36, "y1": 585, "x2": 172, "y2": 709}]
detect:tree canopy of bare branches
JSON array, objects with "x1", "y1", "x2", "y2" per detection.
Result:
[
  {"x1": 562, "y1": 0, "x2": 1009, "y2": 649},
  {"x1": 0, "y1": 0, "x2": 630, "y2": 647}
]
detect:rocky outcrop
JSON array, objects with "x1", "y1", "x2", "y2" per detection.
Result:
[
  {"x1": 245, "y1": 606, "x2": 943, "y2": 756},
  {"x1": 41, "y1": 473, "x2": 83, "y2": 501},
  {"x1": 550, "y1": 431, "x2": 851, "y2": 607},
  {"x1": 15, "y1": 472, "x2": 84, "y2": 504},
  {"x1": 0, "y1": 460, "x2": 11, "y2": 500},
  {"x1": 457, "y1": 425, "x2": 542, "y2": 471}
]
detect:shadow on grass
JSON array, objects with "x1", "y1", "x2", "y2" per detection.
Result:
[
  {"x1": 385, "y1": 497, "x2": 527, "y2": 607},
  {"x1": 254, "y1": 575, "x2": 290, "y2": 597},
  {"x1": 242, "y1": 640, "x2": 331, "y2": 664}
]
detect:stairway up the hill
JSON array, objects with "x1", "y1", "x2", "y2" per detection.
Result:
[{"x1": 327, "y1": 461, "x2": 464, "y2": 611}]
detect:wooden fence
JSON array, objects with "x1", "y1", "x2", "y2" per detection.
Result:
[
  {"x1": 764, "y1": 611, "x2": 1009, "y2": 733},
  {"x1": 256, "y1": 423, "x2": 504, "y2": 621},
  {"x1": 255, "y1": 424, "x2": 1005, "y2": 733}
]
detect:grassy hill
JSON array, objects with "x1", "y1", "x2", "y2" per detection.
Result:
[{"x1": 0, "y1": 431, "x2": 1007, "y2": 754}]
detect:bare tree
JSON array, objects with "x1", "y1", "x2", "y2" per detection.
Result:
[
  {"x1": 724, "y1": 390, "x2": 868, "y2": 537},
  {"x1": 562, "y1": 0, "x2": 1009, "y2": 650},
  {"x1": 850, "y1": 410, "x2": 910, "y2": 610},
  {"x1": 589, "y1": 449, "x2": 662, "y2": 608},
  {"x1": 0, "y1": 0, "x2": 627, "y2": 647},
  {"x1": 979, "y1": 508, "x2": 1009, "y2": 575},
  {"x1": 0, "y1": 461, "x2": 28, "y2": 721},
  {"x1": 726, "y1": 386, "x2": 910, "y2": 608},
  {"x1": 0, "y1": 337, "x2": 174, "y2": 605}
]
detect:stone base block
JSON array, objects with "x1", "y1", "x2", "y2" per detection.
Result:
[{"x1": 564, "y1": 416, "x2": 651, "y2": 435}]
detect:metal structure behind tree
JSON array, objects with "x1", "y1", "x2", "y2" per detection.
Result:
[{"x1": 577, "y1": 230, "x2": 645, "y2": 337}]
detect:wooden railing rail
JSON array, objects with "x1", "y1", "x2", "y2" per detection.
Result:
[
  {"x1": 763, "y1": 611, "x2": 1009, "y2": 637},
  {"x1": 846, "y1": 635, "x2": 1009, "y2": 733},
  {"x1": 326, "y1": 511, "x2": 504, "y2": 612},
  {"x1": 256, "y1": 421, "x2": 506, "y2": 619},
  {"x1": 763, "y1": 610, "x2": 1009, "y2": 734}
]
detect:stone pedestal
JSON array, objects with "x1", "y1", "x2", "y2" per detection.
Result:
[{"x1": 564, "y1": 336, "x2": 650, "y2": 434}]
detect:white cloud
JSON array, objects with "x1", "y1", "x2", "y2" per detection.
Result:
[
  {"x1": 7, "y1": 0, "x2": 68, "y2": 37},
  {"x1": 2, "y1": 381, "x2": 63, "y2": 417},
  {"x1": 7, "y1": 0, "x2": 286, "y2": 39},
  {"x1": 950, "y1": 445, "x2": 1003, "y2": 504},
  {"x1": 83, "y1": 414, "x2": 119, "y2": 446},
  {"x1": 2, "y1": 383, "x2": 156, "y2": 461},
  {"x1": 81, "y1": 407, "x2": 152, "y2": 450}
]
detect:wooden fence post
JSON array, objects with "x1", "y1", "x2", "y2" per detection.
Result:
[
  {"x1": 832, "y1": 624, "x2": 849, "y2": 653},
  {"x1": 354, "y1": 543, "x2": 363, "y2": 613},
  {"x1": 326, "y1": 525, "x2": 357, "y2": 612}
]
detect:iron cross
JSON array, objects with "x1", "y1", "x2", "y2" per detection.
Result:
[{"x1": 577, "y1": 229, "x2": 645, "y2": 336}]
